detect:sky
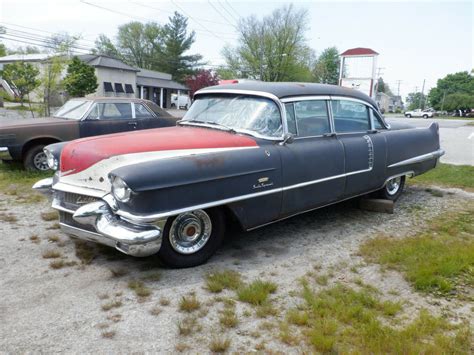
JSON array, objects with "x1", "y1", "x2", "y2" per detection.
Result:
[{"x1": 0, "y1": 0, "x2": 472, "y2": 100}]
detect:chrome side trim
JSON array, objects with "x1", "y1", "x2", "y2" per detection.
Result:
[
  {"x1": 280, "y1": 95, "x2": 331, "y2": 102},
  {"x1": 0, "y1": 146, "x2": 12, "y2": 160},
  {"x1": 52, "y1": 182, "x2": 106, "y2": 198},
  {"x1": 388, "y1": 149, "x2": 445, "y2": 168},
  {"x1": 113, "y1": 167, "x2": 372, "y2": 223}
]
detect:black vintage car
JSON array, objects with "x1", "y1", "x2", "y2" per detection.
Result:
[
  {"x1": 0, "y1": 97, "x2": 176, "y2": 170},
  {"x1": 34, "y1": 82, "x2": 444, "y2": 268}
]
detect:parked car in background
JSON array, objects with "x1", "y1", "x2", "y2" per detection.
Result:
[
  {"x1": 34, "y1": 82, "x2": 444, "y2": 268},
  {"x1": 0, "y1": 97, "x2": 177, "y2": 170},
  {"x1": 170, "y1": 93, "x2": 191, "y2": 109},
  {"x1": 404, "y1": 109, "x2": 434, "y2": 118}
]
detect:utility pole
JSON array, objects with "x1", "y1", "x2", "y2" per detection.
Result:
[
  {"x1": 440, "y1": 91, "x2": 447, "y2": 111},
  {"x1": 395, "y1": 80, "x2": 402, "y2": 96},
  {"x1": 374, "y1": 67, "x2": 385, "y2": 95},
  {"x1": 420, "y1": 79, "x2": 426, "y2": 109},
  {"x1": 259, "y1": 28, "x2": 264, "y2": 81}
]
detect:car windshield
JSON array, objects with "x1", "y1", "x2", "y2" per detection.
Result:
[
  {"x1": 54, "y1": 100, "x2": 92, "y2": 120},
  {"x1": 181, "y1": 94, "x2": 282, "y2": 138}
]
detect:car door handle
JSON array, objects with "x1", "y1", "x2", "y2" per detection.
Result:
[{"x1": 128, "y1": 121, "x2": 137, "y2": 128}]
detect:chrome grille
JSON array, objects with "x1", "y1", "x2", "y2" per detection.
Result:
[{"x1": 54, "y1": 190, "x2": 99, "y2": 211}]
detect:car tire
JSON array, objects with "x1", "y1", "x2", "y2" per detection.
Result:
[
  {"x1": 423, "y1": 114, "x2": 428, "y2": 118},
  {"x1": 23, "y1": 144, "x2": 50, "y2": 171},
  {"x1": 405, "y1": 114, "x2": 411, "y2": 118},
  {"x1": 157, "y1": 208, "x2": 225, "y2": 268},
  {"x1": 377, "y1": 176, "x2": 405, "y2": 201}
]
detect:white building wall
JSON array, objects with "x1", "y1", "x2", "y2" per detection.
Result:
[{"x1": 91, "y1": 67, "x2": 137, "y2": 97}]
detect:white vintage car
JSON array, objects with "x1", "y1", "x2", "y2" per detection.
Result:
[{"x1": 404, "y1": 109, "x2": 434, "y2": 118}]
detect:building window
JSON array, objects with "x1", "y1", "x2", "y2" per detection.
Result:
[
  {"x1": 104, "y1": 82, "x2": 114, "y2": 93},
  {"x1": 125, "y1": 84, "x2": 134, "y2": 94},
  {"x1": 114, "y1": 83, "x2": 125, "y2": 93}
]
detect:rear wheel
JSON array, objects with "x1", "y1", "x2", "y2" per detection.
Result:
[
  {"x1": 405, "y1": 114, "x2": 412, "y2": 118},
  {"x1": 377, "y1": 176, "x2": 405, "y2": 201},
  {"x1": 157, "y1": 208, "x2": 225, "y2": 268},
  {"x1": 423, "y1": 114, "x2": 428, "y2": 118},
  {"x1": 23, "y1": 144, "x2": 50, "y2": 171}
]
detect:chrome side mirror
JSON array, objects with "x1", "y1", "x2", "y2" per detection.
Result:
[{"x1": 279, "y1": 133, "x2": 294, "y2": 145}]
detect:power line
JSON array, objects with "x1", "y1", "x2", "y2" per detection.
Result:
[
  {"x1": 224, "y1": 0, "x2": 242, "y2": 19},
  {"x1": 207, "y1": 1, "x2": 239, "y2": 30},
  {"x1": 217, "y1": 0, "x2": 239, "y2": 23}
]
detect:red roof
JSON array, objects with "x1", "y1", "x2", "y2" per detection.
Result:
[{"x1": 340, "y1": 47, "x2": 379, "y2": 56}]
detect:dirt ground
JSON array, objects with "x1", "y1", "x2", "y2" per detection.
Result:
[{"x1": 0, "y1": 185, "x2": 472, "y2": 353}]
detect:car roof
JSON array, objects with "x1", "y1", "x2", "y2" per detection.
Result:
[
  {"x1": 197, "y1": 82, "x2": 378, "y2": 107},
  {"x1": 70, "y1": 96, "x2": 151, "y2": 103}
]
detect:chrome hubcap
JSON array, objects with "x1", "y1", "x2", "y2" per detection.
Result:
[
  {"x1": 169, "y1": 210, "x2": 212, "y2": 255},
  {"x1": 386, "y1": 177, "x2": 401, "y2": 196},
  {"x1": 33, "y1": 152, "x2": 49, "y2": 171}
]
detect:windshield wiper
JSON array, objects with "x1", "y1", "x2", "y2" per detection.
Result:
[{"x1": 180, "y1": 120, "x2": 236, "y2": 133}]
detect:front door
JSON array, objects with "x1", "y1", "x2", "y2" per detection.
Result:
[
  {"x1": 331, "y1": 99, "x2": 387, "y2": 197},
  {"x1": 79, "y1": 102, "x2": 138, "y2": 137},
  {"x1": 280, "y1": 100, "x2": 345, "y2": 217}
]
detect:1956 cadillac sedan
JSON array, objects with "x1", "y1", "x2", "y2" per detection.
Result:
[{"x1": 33, "y1": 82, "x2": 444, "y2": 268}]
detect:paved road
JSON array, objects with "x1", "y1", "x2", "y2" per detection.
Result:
[{"x1": 386, "y1": 116, "x2": 474, "y2": 166}]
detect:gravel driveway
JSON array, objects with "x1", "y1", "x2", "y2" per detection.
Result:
[{"x1": 0, "y1": 185, "x2": 472, "y2": 353}]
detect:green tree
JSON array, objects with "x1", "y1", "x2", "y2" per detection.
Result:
[
  {"x1": 93, "y1": 34, "x2": 122, "y2": 58},
  {"x1": 442, "y1": 93, "x2": 474, "y2": 111},
  {"x1": 428, "y1": 71, "x2": 474, "y2": 110},
  {"x1": 312, "y1": 47, "x2": 340, "y2": 84},
  {"x1": 159, "y1": 12, "x2": 202, "y2": 82},
  {"x1": 377, "y1": 77, "x2": 393, "y2": 95},
  {"x1": 0, "y1": 43, "x2": 6, "y2": 57},
  {"x1": 63, "y1": 56, "x2": 98, "y2": 97},
  {"x1": 1, "y1": 62, "x2": 40, "y2": 106},
  {"x1": 406, "y1": 92, "x2": 426, "y2": 110},
  {"x1": 222, "y1": 4, "x2": 313, "y2": 82}
]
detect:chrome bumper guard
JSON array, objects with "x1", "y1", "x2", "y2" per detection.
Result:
[
  {"x1": 32, "y1": 177, "x2": 54, "y2": 197},
  {"x1": 0, "y1": 146, "x2": 12, "y2": 160},
  {"x1": 70, "y1": 201, "x2": 162, "y2": 257}
]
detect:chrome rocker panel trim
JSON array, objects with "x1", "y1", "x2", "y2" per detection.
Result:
[
  {"x1": 0, "y1": 146, "x2": 13, "y2": 160},
  {"x1": 388, "y1": 149, "x2": 445, "y2": 168},
  {"x1": 66, "y1": 201, "x2": 162, "y2": 257}
]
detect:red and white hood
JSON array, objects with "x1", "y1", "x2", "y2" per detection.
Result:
[{"x1": 57, "y1": 126, "x2": 258, "y2": 194}]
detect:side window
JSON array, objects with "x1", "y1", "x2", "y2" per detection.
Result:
[
  {"x1": 294, "y1": 100, "x2": 330, "y2": 137},
  {"x1": 86, "y1": 103, "x2": 99, "y2": 120},
  {"x1": 101, "y1": 103, "x2": 132, "y2": 120},
  {"x1": 371, "y1": 109, "x2": 387, "y2": 130},
  {"x1": 284, "y1": 103, "x2": 297, "y2": 135},
  {"x1": 331, "y1": 100, "x2": 370, "y2": 133},
  {"x1": 134, "y1": 103, "x2": 154, "y2": 119}
]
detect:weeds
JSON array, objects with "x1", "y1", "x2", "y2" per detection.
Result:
[
  {"x1": 49, "y1": 259, "x2": 76, "y2": 269},
  {"x1": 219, "y1": 307, "x2": 238, "y2": 328},
  {"x1": 177, "y1": 316, "x2": 200, "y2": 336},
  {"x1": 205, "y1": 270, "x2": 242, "y2": 293},
  {"x1": 42, "y1": 249, "x2": 62, "y2": 259},
  {"x1": 101, "y1": 299, "x2": 123, "y2": 311},
  {"x1": 159, "y1": 297, "x2": 170, "y2": 306},
  {"x1": 149, "y1": 306, "x2": 162, "y2": 316},
  {"x1": 109, "y1": 267, "x2": 128, "y2": 278},
  {"x1": 101, "y1": 330, "x2": 116, "y2": 339},
  {"x1": 128, "y1": 280, "x2": 152, "y2": 298},
  {"x1": 360, "y1": 208, "x2": 474, "y2": 296},
  {"x1": 74, "y1": 241, "x2": 97, "y2": 264},
  {"x1": 179, "y1": 294, "x2": 201, "y2": 312},
  {"x1": 40, "y1": 211, "x2": 58, "y2": 221},
  {"x1": 237, "y1": 279, "x2": 277, "y2": 305},
  {"x1": 0, "y1": 212, "x2": 17, "y2": 223},
  {"x1": 209, "y1": 337, "x2": 231, "y2": 353}
]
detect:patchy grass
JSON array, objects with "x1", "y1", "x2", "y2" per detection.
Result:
[
  {"x1": 205, "y1": 269, "x2": 242, "y2": 293},
  {"x1": 47, "y1": 223, "x2": 61, "y2": 230},
  {"x1": 49, "y1": 259, "x2": 76, "y2": 269},
  {"x1": 128, "y1": 280, "x2": 152, "y2": 298},
  {"x1": 101, "y1": 330, "x2": 116, "y2": 339},
  {"x1": 287, "y1": 283, "x2": 471, "y2": 353},
  {"x1": 47, "y1": 234, "x2": 60, "y2": 242},
  {"x1": 179, "y1": 294, "x2": 201, "y2": 312},
  {"x1": 40, "y1": 210, "x2": 58, "y2": 221},
  {"x1": 219, "y1": 307, "x2": 238, "y2": 328},
  {"x1": 255, "y1": 302, "x2": 279, "y2": 318},
  {"x1": 237, "y1": 279, "x2": 277, "y2": 306},
  {"x1": 410, "y1": 163, "x2": 474, "y2": 191},
  {"x1": 177, "y1": 316, "x2": 200, "y2": 336},
  {"x1": 29, "y1": 234, "x2": 40, "y2": 243},
  {"x1": 159, "y1": 297, "x2": 170, "y2": 306},
  {"x1": 109, "y1": 267, "x2": 128, "y2": 278},
  {"x1": 360, "y1": 208, "x2": 474, "y2": 296},
  {"x1": 149, "y1": 306, "x2": 162, "y2": 316},
  {"x1": 42, "y1": 249, "x2": 62, "y2": 259},
  {"x1": 0, "y1": 162, "x2": 50, "y2": 201},
  {"x1": 209, "y1": 337, "x2": 231, "y2": 353},
  {"x1": 425, "y1": 188, "x2": 444, "y2": 197},
  {"x1": 140, "y1": 271, "x2": 161, "y2": 282},
  {"x1": 74, "y1": 241, "x2": 97, "y2": 265},
  {"x1": 101, "y1": 299, "x2": 123, "y2": 311},
  {"x1": 0, "y1": 212, "x2": 18, "y2": 223}
]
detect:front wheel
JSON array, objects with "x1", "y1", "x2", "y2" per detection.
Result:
[
  {"x1": 157, "y1": 208, "x2": 225, "y2": 268},
  {"x1": 377, "y1": 176, "x2": 405, "y2": 201},
  {"x1": 423, "y1": 114, "x2": 428, "y2": 118},
  {"x1": 405, "y1": 114, "x2": 411, "y2": 118}
]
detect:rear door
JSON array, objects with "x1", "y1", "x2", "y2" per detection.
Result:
[
  {"x1": 133, "y1": 102, "x2": 169, "y2": 130},
  {"x1": 79, "y1": 102, "x2": 138, "y2": 137},
  {"x1": 331, "y1": 98, "x2": 387, "y2": 197},
  {"x1": 279, "y1": 98, "x2": 345, "y2": 216}
]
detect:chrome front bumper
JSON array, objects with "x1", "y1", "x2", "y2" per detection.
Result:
[
  {"x1": 0, "y1": 146, "x2": 12, "y2": 160},
  {"x1": 33, "y1": 179, "x2": 162, "y2": 257}
]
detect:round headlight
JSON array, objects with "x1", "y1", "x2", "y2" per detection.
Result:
[
  {"x1": 44, "y1": 149, "x2": 58, "y2": 170},
  {"x1": 111, "y1": 176, "x2": 132, "y2": 202}
]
